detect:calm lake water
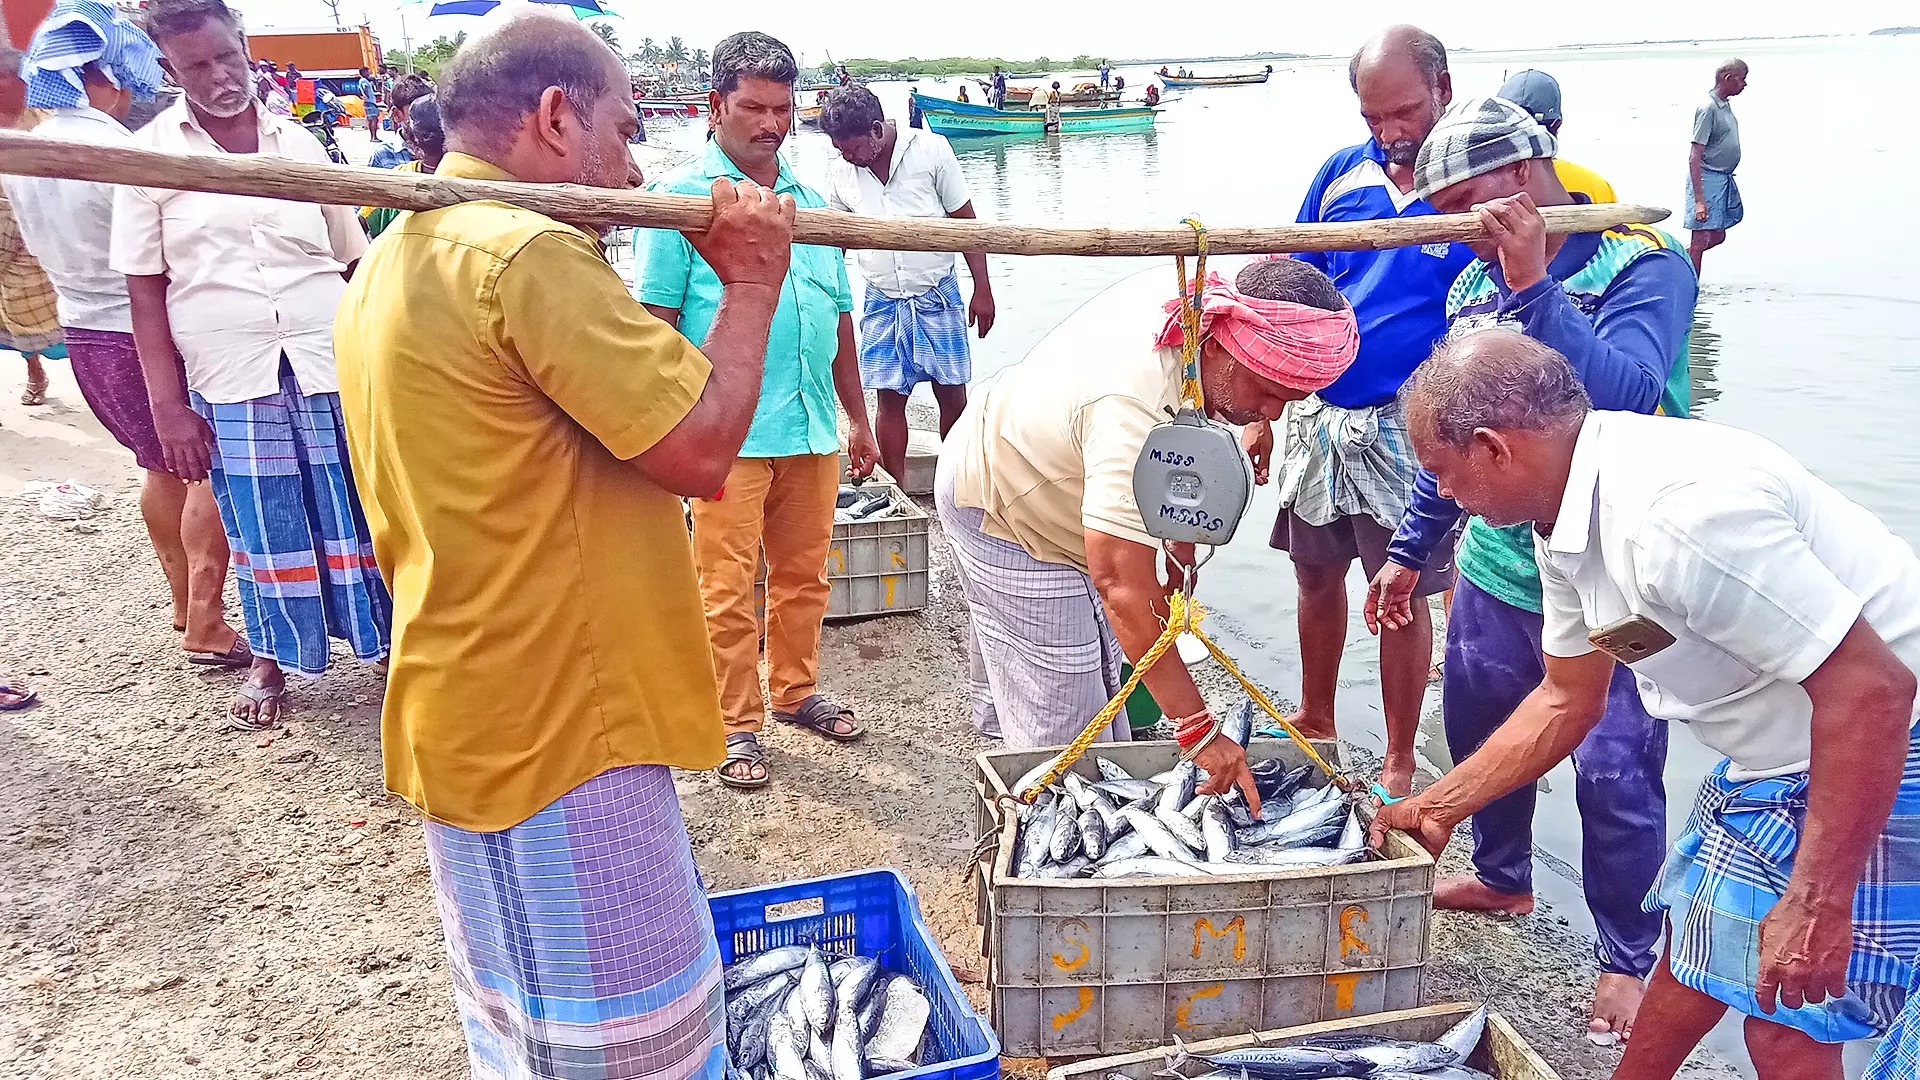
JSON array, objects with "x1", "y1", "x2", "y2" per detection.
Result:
[{"x1": 648, "y1": 36, "x2": 1920, "y2": 1074}]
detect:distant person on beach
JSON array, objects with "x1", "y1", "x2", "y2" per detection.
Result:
[
  {"x1": 956, "y1": 84, "x2": 969, "y2": 103},
  {"x1": 991, "y1": 65, "x2": 1007, "y2": 108},
  {"x1": 1099, "y1": 59, "x2": 1110, "y2": 87},
  {"x1": 1687, "y1": 58, "x2": 1747, "y2": 274},
  {"x1": 335, "y1": 17, "x2": 796, "y2": 1076},
  {"x1": 820, "y1": 85, "x2": 994, "y2": 484},
  {"x1": 6, "y1": 1, "x2": 247, "y2": 667},
  {"x1": 937, "y1": 258, "x2": 1356, "y2": 796},
  {"x1": 116, "y1": 0, "x2": 391, "y2": 726},
  {"x1": 1241, "y1": 25, "x2": 1470, "y2": 804},
  {"x1": 0, "y1": 44, "x2": 65, "y2": 409},
  {"x1": 1043, "y1": 80, "x2": 1062, "y2": 132},
  {"x1": 1377, "y1": 93, "x2": 1699, "y2": 1047},
  {"x1": 1497, "y1": 68, "x2": 1616, "y2": 202}
]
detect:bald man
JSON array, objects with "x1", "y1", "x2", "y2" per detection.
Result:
[
  {"x1": 1687, "y1": 59, "x2": 1748, "y2": 275},
  {"x1": 1241, "y1": 25, "x2": 1471, "y2": 799}
]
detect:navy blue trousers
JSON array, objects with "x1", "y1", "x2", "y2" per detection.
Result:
[{"x1": 1443, "y1": 576, "x2": 1669, "y2": 978}]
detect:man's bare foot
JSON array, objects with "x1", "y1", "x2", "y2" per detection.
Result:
[
  {"x1": 181, "y1": 621, "x2": 241, "y2": 657},
  {"x1": 1432, "y1": 875, "x2": 1535, "y2": 915},
  {"x1": 1285, "y1": 710, "x2": 1336, "y2": 741},
  {"x1": 1378, "y1": 752, "x2": 1417, "y2": 799},
  {"x1": 227, "y1": 658, "x2": 287, "y2": 730},
  {"x1": 1587, "y1": 972, "x2": 1646, "y2": 1045}
]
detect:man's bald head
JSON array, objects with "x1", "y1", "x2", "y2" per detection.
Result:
[
  {"x1": 1716, "y1": 58, "x2": 1749, "y2": 80},
  {"x1": 438, "y1": 15, "x2": 624, "y2": 159},
  {"x1": 1714, "y1": 57, "x2": 1750, "y2": 97},
  {"x1": 1404, "y1": 329, "x2": 1589, "y2": 450},
  {"x1": 1349, "y1": 25, "x2": 1448, "y2": 91}
]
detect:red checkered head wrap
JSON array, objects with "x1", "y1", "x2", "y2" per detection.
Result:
[{"x1": 1152, "y1": 270, "x2": 1360, "y2": 393}]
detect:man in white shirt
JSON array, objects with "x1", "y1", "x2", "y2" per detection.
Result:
[
  {"x1": 113, "y1": 0, "x2": 391, "y2": 728},
  {"x1": 1375, "y1": 329, "x2": 1920, "y2": 1080},
  {"x1": 7, "y1": 0, "x2": 245, "y2": 666},
  {"x1": 818, "y1": 85, "x2": 994, "y2": 484}
]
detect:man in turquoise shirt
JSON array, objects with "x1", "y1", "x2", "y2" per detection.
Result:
[{"x1": 637, "y1": 30, "x2": 879, "y2": 792}]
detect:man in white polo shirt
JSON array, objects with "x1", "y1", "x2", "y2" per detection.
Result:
[
  {"x1": 1376, "y1": 329, "x2": 1920, "y2": 1080},
  {"x1": 818, "y1": 85, "x2": 994, "y2": 484}
]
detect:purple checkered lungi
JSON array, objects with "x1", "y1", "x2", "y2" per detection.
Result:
[{"x1": 424, "y1": 764, "x2": 727, "y2": 1080}]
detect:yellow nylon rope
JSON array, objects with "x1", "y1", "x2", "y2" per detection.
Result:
[{"x1": 1012, "y1": 220, "x2": 1346, "y2": 803}]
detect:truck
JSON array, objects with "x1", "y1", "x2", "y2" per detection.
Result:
[{"x1": 247, "y1": 25, "x2": 383, "y2": 80}]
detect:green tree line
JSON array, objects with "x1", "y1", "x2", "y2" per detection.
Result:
[{"x1": 835, "y1": 54, "x2": 1103, "y2": 79}]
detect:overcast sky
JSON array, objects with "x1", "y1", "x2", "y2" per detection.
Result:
[{"x1": 232, "y1": 0, "x2": 1912, "y2": 66}]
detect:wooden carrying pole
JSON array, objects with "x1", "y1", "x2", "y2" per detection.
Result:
[{"x1": 0, "y1": 130, "x2": 1670, "y2": 256}]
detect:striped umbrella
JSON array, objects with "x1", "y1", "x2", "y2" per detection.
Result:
[{"x1": 422, "y1": 0, "x2": 613, "y2": 18}]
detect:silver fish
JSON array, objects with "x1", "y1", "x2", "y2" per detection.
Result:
[
  {"x1": 1011, "y1": 753, "x2": 1069, "y2": 800},
  {"x1": 1063, "y1": 770, "x2": 1098, "y2": 811},
  {"x1": 1298, "y1": 1032, "x2": 1461, "y2": 1072},
  {"x1": 834, "y1": 957, "x2": 881, "y2": 1014},
  {"x1": 1079, "y1": 807, "x2": 1108, "y2": 860},
  {"x1": 1337, "y1": 810, "x2": 1364, "y2": 852},
  {"x1": 805, "y1": 1061, "x2": 832, "y2": 1080},
  {"x1": 726, "y1": 945, "x2": 812, "y2": 991},
  {"x1": 1201, "y1": 799, "x2": 1236, "y2": 863},
  {"x1": 864, "y1": 975, "x2": 929, "y2": 1066},
  {"x1": 1092, "y1": 778, "x2": 1159, "y2": 802},
  {"x1": 1435, "y1": 1005, "x2": 1488, "y2": 1061},
  {"x1": 1089, "y1": 790, "x2": 1128, "y2": 836},
  {"x1": 1095, "y1": 757, "x2": 1134, "y2": 782},
  {"x1": 867, "y1": 1059, "x2": 918, "y2": 1076},
  {"x1": 829, "y1": 983, "x2": 867, "y2": 1080},
  {"x1": 809, "y1": 1030, "x2": 831, "y2": 1073},
  {"x1": 1370, "y1": 1068, "x2": 1493, "y2": 1080},
  {"x1": 1091, "y1": 855, "x2": 1214, "y2": 879},
  {"x1": 1098, "y1": 831, "x2": 1150, "y2": 864},
  {"x1": 1118, "y1": 806, "x2": 1199, "y2": 860},
  {"x1": 1181, "y1": 794, "x2": 1213, "y2": 822},
  {"x1": 797, "y1": 949, "x2": 833, "y2": 1036},
  {"x1": 1016, "y1": 800, "x2": 1056, "y2": 876},
  {"x1": 1049, "y1": 800, "x2": 1084, "y2": 862},
  {"x1": 1157, "y1": 804, "x2": 1210, "y2": 854},
  {"x1": 1221, "y1": 699, "x2": 1254, "y2": 747},
  {"x1": 1222, "y1": 845, "x2": 1364, "y2": 869},
  {"x1": 1170, "y1": 1036, "x2": 1371, "y2": 1080},
  {"x1": 767, "y1": 1014, "x2": 810, "y2": 1080},
  {"x1": 1237, "y1": 794, "x2": 1346, "y2": 847},
  {"x1": 1037, "y1": 855, "x2": 1095, "y2": 879},
  {"x1": 1156, "y1": 761, "x2": 1198, "y2": 816},
  {"x1": 728, "y1": 971, "x2": 797, "y2": 1066}
]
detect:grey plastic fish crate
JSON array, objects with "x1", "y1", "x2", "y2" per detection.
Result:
[
  {"x1": 753, "y1": 483, "x2": 930, "y2": 623},
  {"x1": 972, "y1": 740, "x2": 1435, "y2": 1059},
  {"x1": 1044, "y1": 1003, "x2": 1560, "y2": 1080}
]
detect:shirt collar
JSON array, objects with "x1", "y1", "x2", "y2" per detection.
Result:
[
  {"x1": 886, "y1": 124, "x2": 914, "y2": 178},
  {"x1": 434, "y1": 152, "x2": 518, "y2": 183},
  {"x1": 700, "y1": 138, "x2": 798, "y2": 192},
  {"x1": 172, "y1": 97, "x2": 276, "y2": 141},
  {"x1": 51, "y1": 105, "x2": 123, "y2": 129},
  {"x1": 1545, "y1": 411, "x2": 1607, "y2": 555}
]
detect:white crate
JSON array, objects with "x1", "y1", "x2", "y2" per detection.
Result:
[
  {"x1": 973, "y1": 740, "x2": 1435, "y2": 1059},
  {"x1": 753, "y1": 483, "x2": 930, "y2": 623}
]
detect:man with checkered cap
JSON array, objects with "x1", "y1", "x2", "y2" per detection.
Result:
[{"x1": 1364, "y1": 94, "x2": 1700, "y2": 1042}]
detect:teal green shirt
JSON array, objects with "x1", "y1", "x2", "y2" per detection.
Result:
[{"x1": 634, "y1": 141, "x2": 853, "y2": 458}]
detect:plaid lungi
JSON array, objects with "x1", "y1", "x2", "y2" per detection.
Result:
[
  {"x1": 857, "y1": 275, "x2": 972, "y2": 393},
  {"x1": 425, "y1": 764, "x2": 727, "y2": 1080},
  {"x1": 0, "y1": 188, "x2": 63, "y2": 357},
  {"x1": 1867, "y1": 975, "x2": 1920, "y2": 1080},
  {"x1": 933, "y1": 454, "x2": 1130, "y2": 748},
  {"x1": 191, "y1": 366, "x2": 391, "y2": 676},
  {"x1": 1272, "y1": 395, "x2": 1418, "y2": 530},
  {"x1": 1647, "y1": 733, "x2": 1920, "y2": 1042}
]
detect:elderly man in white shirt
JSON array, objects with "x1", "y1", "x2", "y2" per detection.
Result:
[
  {"x1": 1375, "y1": 329, "x2": 1920, "y2": 1080},
  {"x1": 6, "y1": 1, "x2": 246, "y2": 668},
  {"x1": 818, "y1": 85, "x2": 994, "y2": 484},
  {"x1": 112, "y1": 0, "x2": 390, "y2": 728}
]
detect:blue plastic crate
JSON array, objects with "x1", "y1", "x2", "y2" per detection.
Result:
[{"x1": 708, "y1": 868, "x2": 1000, "y2": 1080}]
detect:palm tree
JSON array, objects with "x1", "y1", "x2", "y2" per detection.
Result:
[
  {"x1": 589, "y1": 21, "x2": 620, "y2": 54},
  {"x1": 637, "y1": 37, "x2": 657, "y2": 66},
  {"x1": 663, "y1": 36, "x2": 689, "y2": 67},
  {"x1": 689, "y1": 48, "x2": 710, "y2": 82}
]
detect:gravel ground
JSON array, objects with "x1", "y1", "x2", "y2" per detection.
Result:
[{"x1": 0, "y1": 371, "x2": 1741, "y2": 1079}]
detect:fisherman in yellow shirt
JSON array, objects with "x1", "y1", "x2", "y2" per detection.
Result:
[{"x1": 1497, "y1": 69, "x2": 1616, "y2": 203}]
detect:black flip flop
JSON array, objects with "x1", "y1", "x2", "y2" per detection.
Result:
[
  {"x1": 0, "y1": 683, "x2": 39, "y2": 711},
  {"x1": 716, "y1": 732, "x2": 770, "y2": 790},
  {"x1": 188, "y1": 638, "x2": 255, "y2": 669},
  {"x1": 772, "y1": 695, "x2": 865, "y2": 742}
]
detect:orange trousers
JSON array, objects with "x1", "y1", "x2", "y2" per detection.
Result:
[{"x1": 691, "y1": 454, "x2": 839, "y2": 735}]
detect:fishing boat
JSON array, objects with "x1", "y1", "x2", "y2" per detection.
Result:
[
  {"x1": 799, "y1": 103, "x2": 823, "y2": 127},
  {"x1": 1157, "y1": 66, "x2": 1272, "y2": 88},
  {"x1": 914, "y1": 94, "x2": 1157, "y2": 137},
  {"x1": 635, "y1": 98, "x2": 708, "y2": 118}
]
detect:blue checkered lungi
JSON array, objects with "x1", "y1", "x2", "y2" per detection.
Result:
[
  {"x1": 191, "y1": 365, "x2": 391, "y2": 676},
  {"x1": 1647, "y1": 732, "x2": 1920, "y2": 1042},
  {"x1": 857, "y1": 275, "x2": 971, "y2": 393},
  {"x1": 425, "y1": 764, "x2": 727, "y2": 1080},
  {"x1": 1689, "y1": 168, "x2": 1744, "y2": 231},
  {"x1": 1867, "y1": 972, "x2": 1920, "y2": 1079}
]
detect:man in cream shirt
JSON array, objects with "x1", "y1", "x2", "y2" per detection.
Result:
[{"x1": 1376, "y1": 329, "x2": 1920, "y2": 1080}]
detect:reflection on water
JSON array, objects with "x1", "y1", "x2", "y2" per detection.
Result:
[{"x1": 1688, "y1": 307, "x2": 1723, "y2": 414}]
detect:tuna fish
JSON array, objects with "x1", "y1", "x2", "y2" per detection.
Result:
[{"x1": 725, "y1": 945, "x2": 812, "y2": 991}]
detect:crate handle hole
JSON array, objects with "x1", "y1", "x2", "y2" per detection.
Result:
[{"x1": 764, "y1": 897, "x2": 826, "y2": 922}]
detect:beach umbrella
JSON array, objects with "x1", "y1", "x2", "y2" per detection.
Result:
[{"x1": 421, "y1": 0, "x2": 614, "y2": 18}]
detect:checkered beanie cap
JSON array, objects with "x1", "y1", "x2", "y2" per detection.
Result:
[{"x1": 1413, "y1": 96, "x2": 1558, "y2": 201}]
